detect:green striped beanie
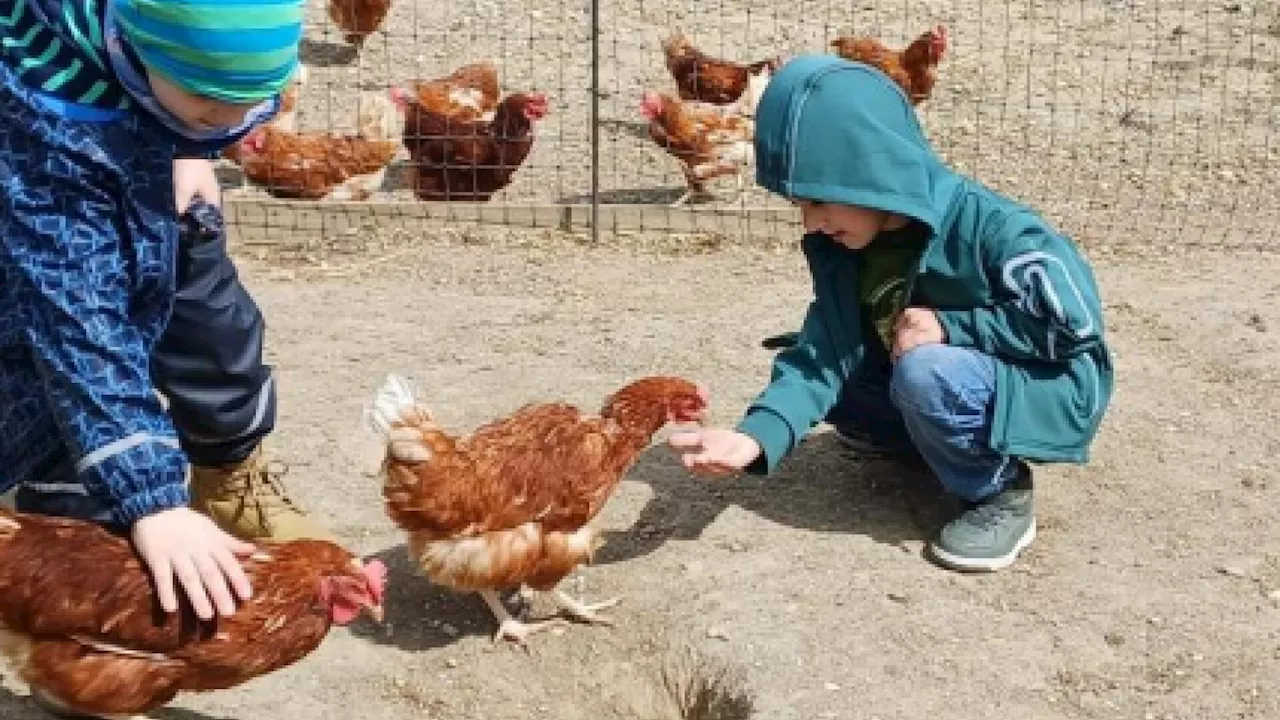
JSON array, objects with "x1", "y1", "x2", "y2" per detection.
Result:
[{"x1": 113, "y1": 0, "x2": 304, "y2": 104}]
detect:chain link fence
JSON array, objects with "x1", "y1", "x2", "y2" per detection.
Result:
[{"x1": 219, "y1": 0, "x2": 1280, "y2": 252}]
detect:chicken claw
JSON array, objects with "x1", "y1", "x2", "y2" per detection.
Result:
[
  {"x1": 551, "y1": 589, "x2": 622, "y2": 626},
  {"x1": 492, "y1": 615, "x2": 567, "y2": 648},
  {"x1": 478, "y1": 590, "x2": 565, "y2": 648}
]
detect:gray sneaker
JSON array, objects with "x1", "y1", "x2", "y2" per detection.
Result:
[{"x1": 929, "y1": 463, "x2": 1036, "y2": 572}]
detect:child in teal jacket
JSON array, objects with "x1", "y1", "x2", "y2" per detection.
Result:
[{"x1": 668, "y1": 55, "x2": 1114, "y2": 572}]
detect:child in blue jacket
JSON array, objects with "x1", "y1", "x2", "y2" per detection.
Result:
[
  {"x1": 0, "y1": 0, "x2": 331, "y2": 623},
  {"x1": 669, "y1": 56, "x2": 1114, "y2": 572}
]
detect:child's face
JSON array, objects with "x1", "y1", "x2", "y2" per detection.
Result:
[
  {"x1": 148, "y1": 71, "x2": 260, "y2": 132},
  {"x1": 796, "y1": 200, "x2": 903, "y2": 250}
]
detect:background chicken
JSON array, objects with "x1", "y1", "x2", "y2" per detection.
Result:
[
  {"x1": 393, "y1": 87, "x2": 549, "y2": 202},
  {"x1": 0, "y1": 509, "x2": 385, "y2": 718},
  {"x1": 228, "y1": 90, "x2": 403, "y2": 201},
  {"x1": 408, "y1": 60, "x2": 501, "y2": 122},
  {"x1": 829, "y1": 24, "x2": 949, "y2": 105},
  {"x1": 366, "y1": 375, "x2": 706, "y2": 646},
  {"x1": 662, "y1": 32, "x2": 781, "y2": 105},
  {"x1": 327, "y1": 0, "x2": 392, "y2": 51},
  {"x1": 639, "y1": 62, "x2": 771, "y2": 206}
]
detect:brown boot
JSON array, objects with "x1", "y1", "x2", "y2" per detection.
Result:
[{"x1": 189, "y1": 446, "x2": 341, "y2": 545}]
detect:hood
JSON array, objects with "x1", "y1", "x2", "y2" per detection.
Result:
[{"x1": 754, "y1": 55, "x2": 946, "y2": 234}]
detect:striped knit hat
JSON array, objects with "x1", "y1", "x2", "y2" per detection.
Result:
[{"x1": 113, "y1": 0, "x2": 304, "y2": 104}]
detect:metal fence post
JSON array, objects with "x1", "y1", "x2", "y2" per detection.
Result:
[{"x1": 589, "y1": 0, "x2": 601, "y2": 245}]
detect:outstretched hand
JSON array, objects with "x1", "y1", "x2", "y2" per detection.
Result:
[
  {"x1": 132, "y1": 507, "x2": 256, "y2": 620},
  {"x1": 667, "y1": 428, "x2": 762, "y2": 478}
]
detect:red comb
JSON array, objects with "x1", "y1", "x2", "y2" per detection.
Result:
[{"x1": 362, "y1": 558, "x2": 388, "y2": 601}]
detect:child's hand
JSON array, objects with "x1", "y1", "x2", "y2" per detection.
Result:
[
  {"x1": 892, "y1": 306, "x2": 946, "y2": 361},
  {"x1": 668, "y1": 428, "x2": 762, "y2": 477},
  {"x1": 173, "y1": 157, "x2": 221, "y2": 214},
  {"x1": 131, "y1": 507, "x2": 256, "y2": 620}
]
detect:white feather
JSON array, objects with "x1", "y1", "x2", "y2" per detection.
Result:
[{"x1": 367, "y1": 374, "x2": 419, "y2": 438}]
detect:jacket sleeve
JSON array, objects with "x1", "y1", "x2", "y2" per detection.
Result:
[
  {"x1": 934, "y1": 222, "x2": 1105, "y2": 363},
  {"x1": 734, "y1": 234, "x2": 870, "y2": 478},
  {"x1": 5, "y1": 157, "x2": 190, "y2": 527}
]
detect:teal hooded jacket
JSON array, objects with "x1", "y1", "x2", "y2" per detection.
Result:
[{"x1": 735, "y1": 55, "x2": 1114, "y2": 473}]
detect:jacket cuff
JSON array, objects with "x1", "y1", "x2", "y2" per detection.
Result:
[
  {"x1": 110, "y1": 483, "x2": 191, "y2": 527},
  {"x1": 735, "y1": 408, "x2": 797, "y2": 476}
]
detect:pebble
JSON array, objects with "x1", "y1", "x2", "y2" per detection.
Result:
[
  {"x1": 706, "y1": 626, "x2": 730, "y2": 641},
  {"x1": 824, "y1": 682, "x2": 841, "y2": 691},
  {"x1": 1217, "y1": 557, "x2": 1263, "y2": 579}
]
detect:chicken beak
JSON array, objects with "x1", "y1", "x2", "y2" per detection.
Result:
[{"x1": 367, "y1": 604, "x2": 386, "y2": 624}]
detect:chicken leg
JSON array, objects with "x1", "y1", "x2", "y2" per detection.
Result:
[{"x1": 478, "y1": 589, "x2": 566, "y2": 647}]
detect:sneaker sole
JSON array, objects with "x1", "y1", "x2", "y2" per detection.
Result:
[{"x1": 927, "y1": 518, "x2": 1037, "y2": 573}]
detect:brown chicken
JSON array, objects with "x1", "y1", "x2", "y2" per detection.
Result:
[
  {"x1": 367, "y1": 374, "x2": 707, "y2": 646},
  {"x1": 640, "y1": 73, "x2": 766, "y2": 206},
  {"x1": 830, "y1": 24, "x2": 949, "y2": 105},
  {"x1": 662, "y1": 32, "x2": 781, "y2": 105},
  {"x1": 220, "y1": 65, "x2": 308, "y2": 165},
  {"x1": 408, "y1": 60, "x2": 501, "y2": 122},
  {"x1": 327, "y1": 0, "x2": 392, "y2": 50},
  {"x1": 392, "y1": 87, "x2": 548, "y2": 202},
  {"x1": 229, "y1": 90, "x2": 403, "y2": 201},
  {"x1": 0, "y1": 509, "x2": 385, "y2": 718}
]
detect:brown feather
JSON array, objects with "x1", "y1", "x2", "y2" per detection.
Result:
[
  {"x1": 0, "y1": 511, "x2": 369, "y2": 716},
  {"x1": 662, "y1": 33, "x2": 779, "y2": 105},
  {"x1": 381, "y1": 376, "x2": 705, "y2": 593}
]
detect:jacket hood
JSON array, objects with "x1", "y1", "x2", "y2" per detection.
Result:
[{"x1": 754, "y1": 55, "x2": 946, "y2": 234}]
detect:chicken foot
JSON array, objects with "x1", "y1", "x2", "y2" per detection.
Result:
[
  {"x1": 478, "y1": 589, "x2": 566, "y2": 647},
  {"x1": 549, "y1": 588, "x2": 621, "y2": 626}
]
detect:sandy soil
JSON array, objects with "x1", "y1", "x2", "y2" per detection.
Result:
[{"x1": 2, "y1": 225, "x2": 1275, "y2": 720}]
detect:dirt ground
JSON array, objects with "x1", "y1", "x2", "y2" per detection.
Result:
[{"x1": 2, "y1": 228, "x2": 1275, "y2": 720}]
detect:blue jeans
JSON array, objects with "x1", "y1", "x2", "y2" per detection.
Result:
[{"x1": 827, "y1": 344, "x2": 1019, "y2": 502}]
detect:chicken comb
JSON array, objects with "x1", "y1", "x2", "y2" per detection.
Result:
[{"x1": 361, "y1": 558, "x2": 389, "y2": 600}]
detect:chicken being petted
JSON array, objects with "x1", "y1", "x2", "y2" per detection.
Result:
[
  {"x1": 0, "y1": 508, "x2": 386, "y2": 718},
  {"x1": 367, "y1": 375, "x2": 707, "y2": 647}
]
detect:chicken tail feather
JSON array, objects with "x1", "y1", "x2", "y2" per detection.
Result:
[
  {"x1": 367, "y1": 374, "x2": 435, "y2": 464},
  {"x1": 368, "y1": 374, "x2": 419, "y2": 435}
]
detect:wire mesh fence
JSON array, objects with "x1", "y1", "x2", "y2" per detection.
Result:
[{"x1": 218, "y1": 0, "x2": 1280, "y2": 252}]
